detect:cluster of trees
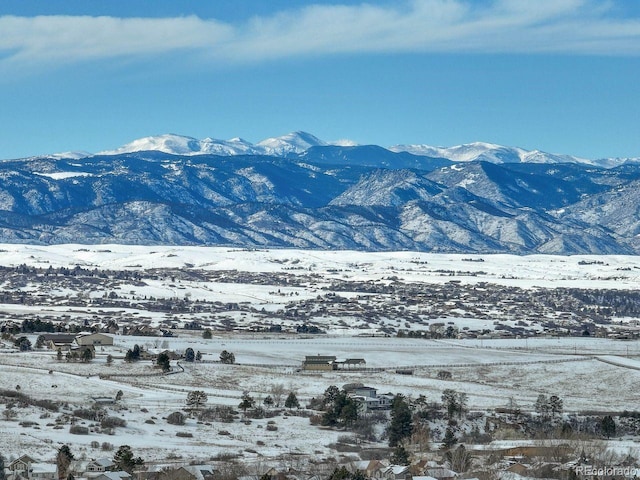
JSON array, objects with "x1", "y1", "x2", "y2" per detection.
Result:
[
  {"x1": 51, "y1": 444, "x2": 144, "y2": 479},
  {"x1": 534, "y1": 394, "x2": 563, "y2": 419},
  {"x1": 220, "y1": 350, "x2": 235, "y2": 364},
  {"x1": 184, "y1": 347, "x2": 202, "y2": 362},
  {"x1": 13, "y1": 336, "x2": 31, "y2": 351},
  {"x1": 319, "y1": 386, "x2": 359, "y2": 428},
  {"x1": 441, "y1": 389, "x2": 468, "y2": 419},
  {"x1": 124, "y1": 344, "x2": 142, "y2": 362}
]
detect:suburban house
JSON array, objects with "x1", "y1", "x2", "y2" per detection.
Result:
[
  {"x1": 25, "y1": 464, "x2": 56, "y2": 480},
  {"x1": 383, "y1": 465, "x2": 411, "y2": 480},
  {"x1": 422, "y1": 467, "x2": 458, "y2": 480},
  {"x1": 40, "y1": 333, "x2": 77, "y2": 350},
  {"x1": 302, "y1": 355, "x2": 337, "y2": 371},
  {"x1": 92, "y1": 472, "x2": 132, "y2": 480},
  {"x1": 350, "y1": 459, "x2": 387, "y2": 478},
  {"x1": 71, "y1": 458, "x2": 115, "y2": 478},
  {"x1": 76, "y1": 332, "x2": 114, "y2": 346},
  {"x1": 345, "y1": 385, "x2": 394, "y2": 412},
  {"x1": 146, "y1": 465, "x2": 215, "y2": 480},
  {"x1": 8, "y1": 455, "x2": 36, "y2": 476},
  {"x1": 6, "y1": 456, "x2": 56, "y2": 480}
]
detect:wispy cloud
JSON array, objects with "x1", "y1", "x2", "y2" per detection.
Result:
[{"x1": 1, "y1": 0, "x2": 639, "y2": 71}]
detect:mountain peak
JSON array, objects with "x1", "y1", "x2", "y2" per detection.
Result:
[
  {"x1": 256, "y1": 131, "x2": 327, "y2": 156},
  {"x1": 100, "y1": 134, "x2": 201, "y2": 156}
]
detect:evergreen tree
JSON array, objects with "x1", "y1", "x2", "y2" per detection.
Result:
[
  {"x1": 284, "y1": 392, "x2": 300, "y2": 409},
  {"x1": 113, "y1": 445, "x2": 144, "y2": 474},
  {"x1": 81, "y1": 348, "x2": 93, "y2": 363},
  {"x1": 156, "y1": 352, "x2": 171, "y2": 372},
  {"x1": 184, "y1": 347, "x2": 195, "y2": 362},
  {"x1": 323, "y1": 385, "x2": 340, "y2": 407},
  {"x1": 338, "y1": 396, "x2": 359, "y2": 427},
  {"x1": 0, "y1": 453, "x2": 6, "y2": 480},
  {"x1": 549, "y1": 395, "x2": 563, "y2": 417},
  {"x1": 390, "y1": 444, "x2": 410, "y2": 465},
  {"x1": 263, "y1": 395, "x2": 274, "y2": 409},
  {"x1": 202, "y1": 329, "x2": 212, "y2": 339},
  {"x1": 388, "y1": 394, "x2": 413, "y2": 447},
  {"x1": 186, "y1": 390, "x2": 208, "y2": 409},
  {"x1": 442, "y1": 426, "x2": 457, "y2": 450},
  {"x1": 56, "y1": 444, "x2": 74, "y2": 480},
  {"x1": 238, "y1": 392, "x2": 255, "y2": 414},
  {"x1": 322, "y1": 389, "x2": 359, "y2": 428},
  {"x1": 195, "y1": 351, "x2": 202, "y2": 361},
  {"x1": 132, "y1": 344, "x2": 141, "y2": 359},
  {"x1": 125, "y1": 344, "x2": 141, "y2": 363},
  {"x1": 327, "y1": 466, "x2": 366, "y2": 480},
  {"x1": 601, "y1": 415, "x2": 616, "y2": 438},
  {"x1": 534, "y1": 394, "x2": 551, "y2": 419}
]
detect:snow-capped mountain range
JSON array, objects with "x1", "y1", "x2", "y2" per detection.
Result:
[
  {"x1": 0, "y1": 131, "x2": 639, "y2": 254},
  {"x1": 90, "y1": 131, "x2": 633, "y2": 168}
]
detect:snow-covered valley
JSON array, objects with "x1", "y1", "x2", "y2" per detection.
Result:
[{"x1": 1, "y1": 245, "x2": 640, "y2": 472}]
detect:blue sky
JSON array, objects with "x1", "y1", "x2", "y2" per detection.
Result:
[{"x1": 1, "y1": 0, "x2": 639, "y2": 160}]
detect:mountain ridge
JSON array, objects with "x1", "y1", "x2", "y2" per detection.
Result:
[
  {"x1": 19, "y1": 131, "x2": 636, "y2": 169},
  {"x1": 0, "y1": 149, "x2": 638, "y2": 254}
]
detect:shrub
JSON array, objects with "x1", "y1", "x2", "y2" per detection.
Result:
[
  {"x1": 266, "y1": 424, "x2": 278, "y2": 431},
  {"x1": 33, "y1": 399, "x2": 59, "y2": 411},
  {"x1": 247, "y1": 406, "x2": 266, "y2": 419},
  {"x1": 199, "y1": 406, "x2": 235, "y2": 423},
  {"x1": 69, "y1": 425, "x2": 89, "y2": 435},
  {"x1": 101, "y1": 416, "x2": 127, "y2": 428},
  {"x1": 167, "y1": 411, "x2": 186, "y2": 425},
  {"x1": 176, "y1": 432, "x2": 193, "y2": 438},
  {"x1": 309, "y1": 414, "x2": 323, "y2": 426},
  {"x1": 90, "y1": 441, "x2": 100, "y2": 448},
  {"x1": 74, "y1": 408, "x2": 100, "y2": 420}
]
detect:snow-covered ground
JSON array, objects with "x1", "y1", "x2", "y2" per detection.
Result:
[
  {"x1": 1, "y1": 244, "x2": 640, "y2": 289},
  {"x1": 2, "y1": 245, "x2": 640, "y2": 465}
]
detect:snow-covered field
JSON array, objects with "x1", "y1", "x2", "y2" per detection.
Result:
[
  {"x1": 1, "y1": 245, "x2": 640, "y2": 465},
  {"x1": 1, "y1": 244, "x2": 640, "y2": 289}
]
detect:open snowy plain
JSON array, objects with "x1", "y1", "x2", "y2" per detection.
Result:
[{"x1": 1, "y1": 245, "x2": 640, "y2": 466}]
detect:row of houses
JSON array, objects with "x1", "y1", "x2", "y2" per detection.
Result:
[
  {"x1": 5, "y1": 455, "x2": 127, "y2": 480},
  {"x1": 3, "y1": 455, "x2": 214, "y2": 480}
]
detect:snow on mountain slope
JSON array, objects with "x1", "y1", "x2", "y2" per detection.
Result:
[
  {"x1": 99, "y1": 134, "x2": 262, "y2": 156},
  {"x1": 256, "y1": 131, "x2": 327, "y2": 156},
  {"x1": 389, "y1": 141, "x2": 599, "y2": 166},
  {"x1": 59, "y1": 131, "x2": 632, "y2": 169},
  {"x1": 99, "y1": 131, "x2": 331, "y2": 157}
]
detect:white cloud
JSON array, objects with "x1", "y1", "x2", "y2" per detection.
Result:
[{"x1": 0, "y1": 0, "x2": 639, "y2": 70}]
